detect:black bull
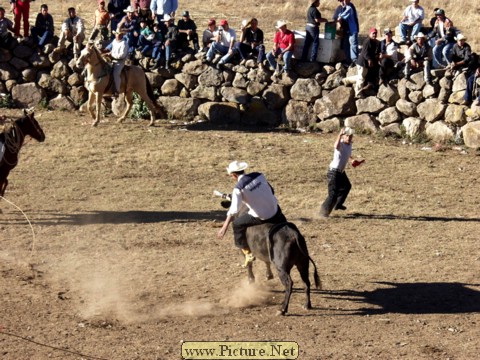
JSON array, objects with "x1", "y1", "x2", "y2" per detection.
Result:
[{"x1": 219, "y1": 195, "x2": 321, "y2": 315}]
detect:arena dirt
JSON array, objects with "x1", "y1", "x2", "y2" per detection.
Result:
[{"x1": 1, "y1": 109, "x2": 479, "y2": 359}]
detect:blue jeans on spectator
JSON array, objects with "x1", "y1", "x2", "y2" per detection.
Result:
[
  {"x1": 342, "y1": 31, "x2": 358, "y2": 64},
  {"x1": 433, "y1": 41, "x2": 454, "y2": 68},
  {"x1": 206, "y1": 42, "x2": 229, "y2": 62},
  {"x1": 399, "y1": 22, "x2": 422, "y2": 42},
  {"x1": 31, "y1": 27, "x2": 53, "y2": 49},
  {"x1": 234, "y1": 42, "x2": 265, "y2": 63},
  {"x1": 266, "y1": 48, "x2": 293, "y2": 72},
  {"x1": 464, "y1": 73, "x2": 480, "y2": 103},
  {"x1": 301, "y1": 25, "x2": 319, "y2": 62}
]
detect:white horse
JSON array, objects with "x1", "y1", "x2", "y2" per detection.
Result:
[{"x1": 76, "y1": 43, "x2": 164, "y2": 127}]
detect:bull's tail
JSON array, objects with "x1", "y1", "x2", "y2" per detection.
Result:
[{"x1": 268, "y1": 222, "x2": 321, "y2": 290}]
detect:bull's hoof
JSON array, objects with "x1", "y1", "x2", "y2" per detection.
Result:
[
  {"x1": 148, "y1": 120, "x2": 155, "y2": 127},
  {"x1": 247, "y1": 277, "x2": 255, "y2": 284},
  {"x1": 303, "y1": 303, "x2": 313, "y2": 310},
  {"x1": 92, "y1": 120, "x2": 99, "y2": 127},
  {"x1": 276, "y1": 310, "x2": 286, "y2": 316},
  {"x1": 117, "y1": 117, "x2": 125, "y2": 123}
]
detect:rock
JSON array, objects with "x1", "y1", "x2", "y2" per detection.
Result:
[
  {"x1": 51, "y1": 60, "x2": 71, "y2": 79},
  {"x1": 322, "y1": 69, "x2": 344, "y2": 90},
  {"x1": 9, "y1": 57, "x2": 29, "y2": 71},
  {"x1": 277, "y1": 72, "x2": 297, "y2": 87},
  {"x1": 246, "y1": 81, "x2": 267, "y2": 96},
  {"x1": 407, "y1": 72, "x2": 425, "y2": 90},
  {"x1": 294, "y1": 61, "x2": 322, "y2": 78},
  {"x1": 11, "y1": 82, "x2": 47, "y2": 107},
  {"x1": 38, "y1": 73, "x2": 68, "y2": 94},
  {"x1": 69, "y1": 86, "x2": 89, "y2": 106},
  {"x1": 182, "y1": 59, "x2": 208, "y2": 75},
  {"x1": 323, "y1": 65, "x2": 335, "y2": 75},
  {"x1": 232, "y1": 64, "x2": 249, "y2": 74},
  {"x1": 0, "y1": 62, "x2": 20, "y2": 81},
  {"x1": 283, "y1": 100, "x2": 317, "y2": 129},
  {"x1": 232, "y1": 72, "x2": 248, "y2": 89},
  {"x1": 146, "y1": 72, "x2": 165, "y2": 89},
  {"x1": 396, "y1": 99, "x2": 418, "y2": 117},
  {"x1": 356, "y1": 96, "x2": 387, "y2": 115},
  {"x1": 30, "y1": 53, "x2": 52, "y2": 69},
  {"x1": 262, "y1": 84, "x2": 290, "y2": 110},
  {"x1": 437, "y1": 87, "x2": 450, "y2": 104},
  {"x1": 161, "y1": 79, "x2": 182, "y2": 96},
  {"x1": 198, "y1": 66, "x2": 223, "y2": 87},
  {"x1": 397, "y1": 78, "x2": 408, "y2": 100},
  {"x1": 417, "y1": 99, "x2": 447, "y2": 122},
  {"x1": 402, "y1": 117, "x2": 424, "y2": 139},
  {"x1": 157, "y1": 96, "x2": 201, "y2": 120},
  {"x1": 381, "y1": 122, "x2": 402, "y2": 136},
  {"x1": 425, "y1": 121, "x2": 454, "y2": 143},
  {"x1": 408, "y1": 90, "x2": 424, "y2": 104},
  {"x1": 290, "y1": 78, "x2": 322, "y2": 102},
  {"x1": 181, "y1": 53, "x2": 195, "y2": 63},
  {"x1": 378, "y1": 106, "x2": 402, "y2": 125},
  {"x1": 377, "y1": 83, "x2": 400, "y2": 106},
  {"x1": 67, "y1": 72, "x2": 83, "y2": 87},
  {"x1": 314, "y1": 86, "x2": 355, "y2": 120},
  {"x1": 191, "y1": 85, "x2": 218, "y2": 101},
  {"x1": 48, "y1": 95, "x2": 77, "y2": 111},
  {"x1": 452, "y1": 72, "x2": 467, "y2": 92},
  {"x1": 344, "y1": 113, "x2": 378, "y2": 133},
  {"x1": 174, "y1": 73, "x2": 197, "y2": 90},
  {"x1": 316, "y1": 117, "x2": 341, "y2": 133},
  {"x1": 13, "y1": 45, "x2": 33, "y2": 59},
  {"x1": 22, "y1": 68, "x2": 37, "y2": 82},
  {"x1": 422, "y1": 83, "x2": 437, "y2": 98},
  {"x1": 462, "y1": 121, "x2": 480, "y2": 148},
  {"x1": 197, "y1": 101, "x2": 241, "y2": 124},
  {"x1": 242, "y1": 97, "x2": 279, "y2": 126},
  {"x1": 0, "y1": 48, "x2": 13, "y2": 62},
  {"x1": 5, "y1": 79, "x2": 17, "y2": 92},
  {"x1": 439, "y1": 76, "x2": 453, "y2": 90},
  {"x1": 220, "y1": 86, "x2": 249, "y2": 104},
  {"x1": 244, "y1": 59, "x2": 257, "y2": 68},
  {"x1": 448, "y1": 90, "x2": 466, "y2": 105},
  {"x1": 444, "y1": 104, "x2": 467, "y2": 126}
]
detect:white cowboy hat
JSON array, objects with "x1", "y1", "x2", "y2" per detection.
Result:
[
  {"x1": 275, "y1": 20, "x2": 287, "y2": 29},
  {"x1": 455, "y1": 33, "x2": 467, "y2": 41},
  {"x1": 415, "y1": 32, "x2": 426, "y2": 39},
  {"x1": 344, "y1": 127, "x2": 355, "y2": 136},
  {"x1": 226, "y1": 161, "x2": 248, "y2": 174},
  {"x1": 123, "y1": 5, "x2": 135, "y2": 13}
]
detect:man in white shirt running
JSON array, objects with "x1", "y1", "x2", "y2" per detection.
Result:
[
  {"x1": 217, "y1": 161, "x2": 287, "y2": 267},
  {"x1": 320, "y1": 127, "x2": 363, "y2": 217}
]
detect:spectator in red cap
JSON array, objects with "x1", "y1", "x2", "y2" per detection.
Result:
[
  {"x1": 204, "y1": 19, "x2": 237, "y2": 68},
  {"x1": 343, "y1": 27, "x2": 380, "y2": 97},
  {"x1": 202, "y1": 18, "x2": 217, "y2": 51}
]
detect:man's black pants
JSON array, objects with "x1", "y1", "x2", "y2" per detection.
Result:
[
  {"x1": 233, "y1": 207, "x2": 287, "y2": 249},
  {"x1": 320, "y1": 168, "x2": 352, "y2": 216}
]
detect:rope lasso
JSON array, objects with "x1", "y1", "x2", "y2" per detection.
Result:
[{"x1": 0, "y1": 195, "x2": 36, "y2": 253}]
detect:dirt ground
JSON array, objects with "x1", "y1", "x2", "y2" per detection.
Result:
[{"x1": 1, "y1": 109, "x2": 479, "y2": 360}]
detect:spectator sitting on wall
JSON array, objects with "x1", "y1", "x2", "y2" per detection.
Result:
[
  {"x1": 162, "y1": 14, "x2": 178, "y2": 69},
  {"x1": 204, "y1": 19, "x2": 237, "y2": 68},
  {"x1": 117, "y1": 5, "x2": 140, "y2": 56},
  {"x1": 31, "y1": 4, "x2": 54, "y2": 54},
  {"x1": 233, "y1": 18, "x2": 265, "y2": 67},
  {"x1": 378, "y1": 28, "x2": 399, "y2": 85},
  {"x1": 0, "y1": 7, "x2": 16, "y2": 50},
  {"x1": 463, "y1": 65, "x2": 480, "y2": 107},
  {"x1": 177, "y1": 10, "x2": 199, "y2": 52},
  {"x1": 448, "y1": 34, "x2": 472, "y2": 76},
  {"x1": 399, "y1": 0, "x2": 424, "y2": 45},
  {"x1": 404, "y1": 32, "x2": 432, "y2": 84},
  {"x1": 90, "y1": 0, "x2": 110, "y2": 45},
  {"x1": 430, "y1": 8, "x2": 456, "y2": 69},
  {"x1": 266, "y1": 20, "x2": 295, "y2": 80},
  {"x1": 57, "y1": 7, "x2": 85, "y2": 60},
  {"x1": 202, "y1": 18, "x2": 216, "y2": 51}
]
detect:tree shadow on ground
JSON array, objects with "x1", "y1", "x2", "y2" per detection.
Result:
[
  {"x1": 323, "y1": 281, "x2": 480, "y2": 315},
  {"x1": 343, "y1": 212, "x2": 480, "y2": 222},
  {"x1": 0, "y1": 210, "x2": 226, "y2": 226}
]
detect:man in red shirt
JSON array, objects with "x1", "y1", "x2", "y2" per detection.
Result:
[{"x1": 266, "y1": 20, "x2": 295, "y2": 78}]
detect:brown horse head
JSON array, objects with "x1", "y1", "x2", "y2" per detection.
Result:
[{"x1": 19, "y1": 108, "x2": 45, "y2": 142}]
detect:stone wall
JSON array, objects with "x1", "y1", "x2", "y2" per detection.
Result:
[{"x1": 2, "y1": 39, "x2": 480, "y2": 148}]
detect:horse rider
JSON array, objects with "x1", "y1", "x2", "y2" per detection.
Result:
[
  {"x1": 217, "y1": 161, "x2": 287, "y2": 267},
  {"x1": 105, "y1": 30, "x2": 129, "y2": 98}
]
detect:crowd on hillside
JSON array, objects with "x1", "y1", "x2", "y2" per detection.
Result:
[{"x1": 0, "y1": 0, "x2": 479, "y2": 105}]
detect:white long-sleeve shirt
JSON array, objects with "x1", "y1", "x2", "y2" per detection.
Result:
[
  {"x1": 227, "y1": 173, "x2": 279, "y2": 220},
  {"x1": 110, "y1": 38, "x2": 129, "y2": 60},
  {"x1": 61, "y1": 16, "x2": 85, "y2": 36}
]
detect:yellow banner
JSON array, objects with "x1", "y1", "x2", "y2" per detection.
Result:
[{"x1": 181, "y1": 341, "x2": 299, "y2": 360}]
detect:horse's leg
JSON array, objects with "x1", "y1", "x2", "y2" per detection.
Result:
[
  {"x1": 87, "y1": 91, "x2": 96, "y2": 120},
  {"x1": 93, "y1": 91, "x2": 102, "y2": 127},
  {"x1": 135, "y1": 85, "x2": 157, "y2": 126},
  {"x1": 118, "y1": 90, "x2": 133, "y2": 123},
  {"x1": 265, "y1": 262, "x2": 274, "y2": 281},
  {"x1": 296, "y1": 259, "x2": 312, "y2": 310}
]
